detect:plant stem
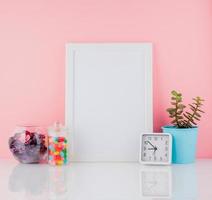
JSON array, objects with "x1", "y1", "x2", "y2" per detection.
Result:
[
  {"x1": 185, "y1": 104, "x2": 199, "y2": 127},
  {"x1": 175, "y1": 101, "x2": 180, "y2": 127}
]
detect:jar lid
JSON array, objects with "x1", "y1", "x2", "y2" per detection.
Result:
[{"x1": 48, "y1": 121, "x2": 67, "y2": 137}]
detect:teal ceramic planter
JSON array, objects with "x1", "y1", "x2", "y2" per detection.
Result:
[{"x1": 162, "y1": 126, "x2": 198, "y2": 164}]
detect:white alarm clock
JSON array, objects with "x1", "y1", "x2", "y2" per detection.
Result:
[{"x1": 139, "y1": 133, "x2": 172, "y2": 165}]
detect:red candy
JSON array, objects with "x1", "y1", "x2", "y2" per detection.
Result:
[
  {"x1": 56, "y1": 147, "x2": 62, "y2": 152},
  {"x1": 58, "y1": 137, "x2": 64, "y2": 142},
  {"x1": 55, "y1": 155, "x2": 61, "y2": 160}
]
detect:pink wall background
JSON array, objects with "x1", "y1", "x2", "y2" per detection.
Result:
[{"x1": 0, "y1": 0, "x2": 212, "y2": 158}]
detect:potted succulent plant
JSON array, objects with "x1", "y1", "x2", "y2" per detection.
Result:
[{"x1": 162, "y1": 90, "x2": 205, "y2": 164}]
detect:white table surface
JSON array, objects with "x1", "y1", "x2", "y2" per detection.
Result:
[{"x1": 0, "y1": 159, "x2": 211, "y2": 200}]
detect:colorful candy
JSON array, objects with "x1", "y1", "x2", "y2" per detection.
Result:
[
  {"x1": 48, "y1": 122, "x2": 68, "y2": 166},
  {"x1": 48, "y1": 136, "x2": 68, "y2": 165}
]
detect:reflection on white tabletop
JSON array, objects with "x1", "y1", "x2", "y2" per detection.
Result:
[
  {"x1": 139, "y1": 163, "x2": 198, "y2": 200},
  {"x1": 1, "y1": 160, "x2": 211, "y2": 200},
  {"x1": 172, "y1": 164, "x2": 197, "y2": 200},
  {"x1": 140, "y1": 165, "x2": 172, "y2": 199},
  {"x1": 8, "y1": 163, "x2": 70, "y2": 200},
  {"x1": 9, "y1": 164, "x2": 49, "y2": 199},
  {"x1": 48, "y1": 166, "x2": 69, "y2": 200}
]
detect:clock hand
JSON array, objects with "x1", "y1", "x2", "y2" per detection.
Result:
[
  {"x1": 147, "y1": 141, "x2": 155, "y2": 148},
  {"x1": 148, "y1": 148, "x2": 154, "y2": 150},
  {"x1": 153, "y1": 146, "x2": 158, "y2": 154}
]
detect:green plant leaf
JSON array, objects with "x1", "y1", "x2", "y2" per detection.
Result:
[
  {"x1": 166, "y1": 108, "x2": 175, "y2": 114},
  {"x1": 193, "y1": 116, "x2": 200, "y2": 121},
  {"x1": 178, "y1": 104, "x2": 186, "y2": 109},
  {"x1": 183, "y1": 113, "x2": 191, "y2": 120},
  {"x1": 175, "y1": 96, "x2": 181, "y2": 100},
  {"x1": 171, "y1": 119, "x2": 177, "y2": 123},
  {"x1": 193, "y1": 97, "x2": 204, "y2": 102},
  {"x1": 182, "y1": 120, "x2": 187, "y2": 124},
  {"x1": 197, "y1": 109, "x2": 205, "y2": 113},
  {"x1": 191, "y1": 121, "x2": 197, "y2": 125},
  {"x1": 195, "y1": 112, "x2": 201, "y2": 117},
  {"x1": 189, "y1": 104, "x2": 196, "y2": 109},
  {"x1": 190, "y1": 107, "x2": 196, "y2": 112},
  {"x1": 171, "y1": 90, "x2": 178, "y2": 96},
  {"x1": 186, "y1": 112, "x2": 192, "y2": 116}
]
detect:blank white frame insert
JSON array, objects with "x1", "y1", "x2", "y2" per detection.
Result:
[{"x1": 66, "y1": 43, "x2": 153, "y2": 161}]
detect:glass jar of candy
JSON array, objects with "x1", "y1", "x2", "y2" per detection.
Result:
[
  {"x1": 9, "y1": 125, "x2": 48, "y2": 164},
  {"x1": 48, "y1": 122, "x2": 68, "y2": 165}
]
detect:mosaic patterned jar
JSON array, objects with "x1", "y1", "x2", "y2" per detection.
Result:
[{"x1": 9, "y1": 125, "x2": 48, "y2": 164}]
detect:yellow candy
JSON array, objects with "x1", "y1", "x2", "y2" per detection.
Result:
[
  {"x1": 56, "y1": 160, "x2": 63, "y2": 165},
  {"x1": 54, "y1": 151, "x2": 59, "y2": 155}
]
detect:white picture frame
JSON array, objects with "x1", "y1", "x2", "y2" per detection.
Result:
[
  {"x1": 139, "y1": 133, "x2": 172, "y2": 165},
  {"x1": 66, "y1": 43, "x2": 153, "y2": 161}
]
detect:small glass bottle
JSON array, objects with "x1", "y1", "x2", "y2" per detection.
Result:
[{"x1": 48, "y1": 122, "x2": 68, "y2": 165}]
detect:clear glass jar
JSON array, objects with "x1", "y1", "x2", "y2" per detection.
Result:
[
  {"x1": 48, "y1": 122, "x2": 68, "y2": 165},
  {"x1": 9, "y1": 125, "x2": 48, "y2": 164}
]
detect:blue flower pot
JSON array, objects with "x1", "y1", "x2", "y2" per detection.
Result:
[{"x1": 162, "y1": 126, "x2": 198, "y2": 164}]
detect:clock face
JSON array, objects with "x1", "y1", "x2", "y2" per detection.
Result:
[{"x1": 140, "y1": 134, "x2": 172, "y2": 164}]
